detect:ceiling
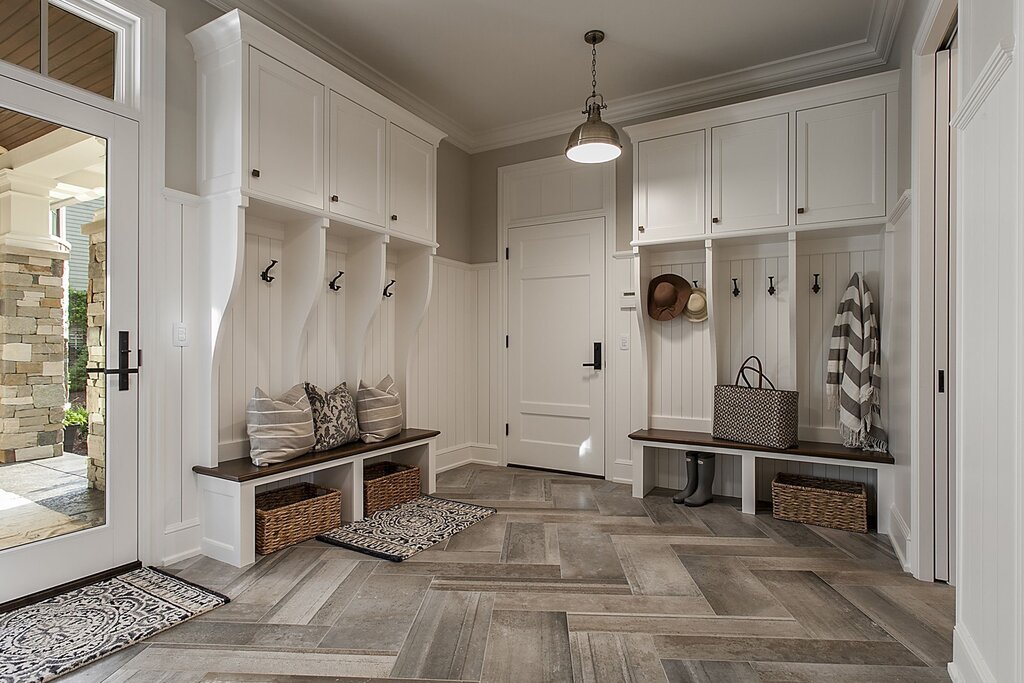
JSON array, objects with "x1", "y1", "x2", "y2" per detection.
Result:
[{"x1": 208, "y1": 0, "x2": 905, "y2": 152}]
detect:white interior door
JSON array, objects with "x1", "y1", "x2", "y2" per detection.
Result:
[
  {"x1": 0, "y1": 74, "x2": 138, "y2": 603},
  {"x1": 507, "y1": 217, "x2": 605, "y2": 476}
]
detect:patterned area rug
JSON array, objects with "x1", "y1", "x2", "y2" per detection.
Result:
[
  {"x1": 0, "y1": 567, "x2": 227, "y2": 683},
  {"x1": 318, "y1": 495, "x2": 496, "y2": 561}
]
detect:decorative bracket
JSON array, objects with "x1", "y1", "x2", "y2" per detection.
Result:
[
  {"x1": 260, "y1": 259, "x2": 278, "y2": 283},
  {"x1": 329, "y1": 271, "x2": 344, "y2": 292}
]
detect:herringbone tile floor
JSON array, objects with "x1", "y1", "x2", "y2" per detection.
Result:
[{"x1": 66, "y1": 464, "x2": 954, "y2": 682}]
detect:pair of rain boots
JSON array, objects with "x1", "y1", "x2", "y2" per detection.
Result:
[{"x1": 671, "y1": 451, "x2": 715, "y2": 507}]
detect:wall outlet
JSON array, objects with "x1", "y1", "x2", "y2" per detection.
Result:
[
  {"x1": 619, "y1": 334, "x2": 629, "y2": 351},
  {"x1": 172, "y1": 322, "x2": 189, "y2": 347}
]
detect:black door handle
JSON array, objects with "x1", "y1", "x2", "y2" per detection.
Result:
[
  {"x1": 84, "y1": 331, "x2": 139, "y2": 391},
  {"x1": 582, "y1": 342, "x2": 602, "y2": 370}
]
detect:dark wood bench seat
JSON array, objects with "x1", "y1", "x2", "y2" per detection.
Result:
[
  {"x1": 193, "y1": 428, "x2": 441, "y2": 482},
  {"x1": 627, "y1": 428, "x2": 894, "y2": 465}
]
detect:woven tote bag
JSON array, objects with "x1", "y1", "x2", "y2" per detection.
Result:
[{"x1": 713, "y1": 355, "x2": 799, "y2": 449}]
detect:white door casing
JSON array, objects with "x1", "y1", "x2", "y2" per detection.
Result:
[
  {"x1": 796, "y1": 95, "x2": 886, "y2": 224},
  {"x1": 0, "y1": 75, "x2": 139, "y2": 603},
  {"x1": 636, "y1": 130, "x2": 705, "y2": 243},
  {"x1": 711, "y1": 114, "x2": 789, "y2": 232},
  {"x1": 329, "y1": 91, "x2": 387, "y2": 228},
  {"x1": 248, "y1": 48, "x2": 325, "y2": 210},
  {"x1": 507, "y1": 218, "x2": 606, "y2": 476}
]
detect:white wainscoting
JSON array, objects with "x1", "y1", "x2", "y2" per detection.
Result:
[
  {"x1": 406, "y1": 258, "x2": 501, "y2": 470},
  {"x1": 299, "y1": 248, "x2": 348, "y2": 389},
  {"x1": 363, "y1": 261, "x2": 396, "y2": 384}
]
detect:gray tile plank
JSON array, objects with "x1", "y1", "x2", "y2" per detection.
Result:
[
  {"x1": 570, "y1": 632, "x2": 668, "y2": 683},
  {"x1": 675, "y1": 554, "x2": 789, "y2": 617},
  {"x1": 391, "y1": 591, "x2": 494, "y2": 680},
  {"x1": 318, "y1": 573, "x2": 432, "y2": 652},
  {"x1": 652, "y1": 635, "x2": 926, "y2": 666},
  {"x1": 752, "y1": 662, "x2": 953, "y2": 682},
  {"x1": 660, "y1": 659, "x2": 760, "y2": 683},
  {"x1": 501, "y1": 521, "x2": 560, "y2": 565},
  {"x1": 480, "y1": 610, "x2": 573, "y2": 683},
  {"x1": 567, "y1": 614, "x2": 806, "y2": 638},
  {"x1": 615, "y1": 540, "x2": 702, "y2": 596},
  {"x1": 557, "y1": 525, "x2": 628, "y2": 581}
]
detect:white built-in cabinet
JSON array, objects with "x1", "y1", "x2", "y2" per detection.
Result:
[
  {"x1": 795, "y1": 95, "x2": 887, "y2": 224},
  {"x1": 627, "y1": 73, "x2": 896, "y2": 245},
  {"x1": 636, "y1": 130, "x2": 705, "y2": 242},
  {"x1": 188, "y1": 10, "x2": 446, "y2": 467},
  {"x1": 711, "y1": 114, "x2": 788, "y2": 233},
  {"x1": 248, "y1": 49, "x2": 325, "y2": 210},
  {"x1": 388, "y1": 123, "x2": 434, "y2": 243},
  {"x1": 329, "y1": 92, "x2": 387, "y2": 228}
]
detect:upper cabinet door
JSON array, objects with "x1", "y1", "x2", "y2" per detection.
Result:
[
  {"x1": 329, "y1": 91, "x2": 387, "y2": 227},
  {"x1": 388, "y1": 123, "x2": 434, "y2": 242},
  {"x1": 796, "y1": 96, "x2": 886, "y2": 224},
  {"x1": 637, "y1": 130, "x2": 705, "y2": 243},
  {"x1": 711, "y1": 114, "x2": 788, "y2": 233},
  {"x1": 248, "y1": 49, "x2": 325, "y2": 209}
]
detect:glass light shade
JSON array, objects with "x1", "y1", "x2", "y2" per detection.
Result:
[{"x1": 565, "y1": 105, "x2": 622, "y2": 164}]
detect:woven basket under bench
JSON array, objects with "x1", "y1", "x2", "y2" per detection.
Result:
[
  {"x1": 771, "y1": 473, "x2": 868, "y2": 534},
  {"x1": 255, "y1": 482, "x2": 341, "y2": 555},
  {"x1": 363, "y1": 462, "x2": 421, "y2": 516}
]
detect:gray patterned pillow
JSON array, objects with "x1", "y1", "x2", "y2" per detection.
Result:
[
  {"x1": 304, "y1": 381, "x2": 359, "y2": 451},
  {"x1": 247, "y1": 385, "x2": 316, "y2": 466}
]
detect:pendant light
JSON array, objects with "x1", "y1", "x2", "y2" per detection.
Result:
[{"x1": 565, "y1": 30, "x2": 622, "y2": 164}]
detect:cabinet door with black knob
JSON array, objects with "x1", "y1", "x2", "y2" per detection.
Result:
[
  {"x1": 711, "y1": 114, "x2": 788, "y2": 233},
  {"x1": 636, "y1": 129, "x2": 705, "y2": 244},
  {"x1": 329, "y1": 91, "x2": 387, "y2": 227},
  {"x1": 388, "y1": 122, "x2": 434, "y2": 242}
]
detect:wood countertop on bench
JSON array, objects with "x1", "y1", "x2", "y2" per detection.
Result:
[
  {"x1": 193, "y1": 428, "x2": 441, "y2": 483},
  {"x1": 628, "y1": 428, "x2": 894, "y2": 465}
]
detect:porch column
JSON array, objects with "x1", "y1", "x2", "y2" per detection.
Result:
[
  {"x1": 0, "y1": 169, "x2": 69, "y2": 463},
  {"x1": 81, "y1": 209, "x2": 105, "y2": 490}
]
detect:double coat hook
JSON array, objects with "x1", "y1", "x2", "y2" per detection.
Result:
[
  {"x1": 329, "y1": 271, "x2": 344, "y2": 291},
  {"x1": 383, "y1": 279, "x2": 396, "y2": 298},
  {"x1": 260, "y1": 260, "x2": 278, "y2": 283}
]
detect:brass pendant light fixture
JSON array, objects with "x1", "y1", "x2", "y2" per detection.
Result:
[{"x1": 565, "y1": 29, "x2": 622, "y2": 164}]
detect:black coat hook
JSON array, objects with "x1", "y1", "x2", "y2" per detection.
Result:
[
  {"x1": 732, "y1": 278, "x2": 740, "y2": 297},
  {"x1": 329, "y1": 271, "x2": 344, "y2": 292},
  {"x1": 812, "y1": 273, "x2": 821, "y2": 294},
  {"x1": 260, "y1": 259, "x2": 278, "y2": 283},
  {"x1": 692, "y1": 279, "x2": 699, "y2": 288},
  {"x1": 383, "y1": 279, "x2": 396, "y2": 298},
  {"x1": 768, "y1": 276, "x2": 776, "y2": 296}
]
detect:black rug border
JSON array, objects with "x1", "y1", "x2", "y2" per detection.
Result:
[
  {"x1": 147, "y1": 566, "x2": 231, "y2": 604},
  {"x1": 316, "y1": 495, "x2": 497, "y2": 562}
]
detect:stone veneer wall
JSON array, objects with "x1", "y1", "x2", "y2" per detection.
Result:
[
  {"x1": 83, "y1": 217, "x2": 106, "y2": 490},
  {"x1": 0, "y1": 246, "x2": 68, "y2": 463}
]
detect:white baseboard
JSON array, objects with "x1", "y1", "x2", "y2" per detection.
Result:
[
  {"x1": 162, "y1": 518, "x2": 201, "y2": 565},
  {"x1": 950, "y1": 624, "x2": 997, "y2": 683},
  {"x1": 888, "y1": 504, "x2": 911, "y2": 572},
  {"x1": 436, "y1": 443, "x2": 499, "y2": 472}
]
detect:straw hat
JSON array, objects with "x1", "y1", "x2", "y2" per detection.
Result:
[
  {"x1": 683, "y1": 287, "x2": 708, "y2": 322},
  {"x1": 647, "y1": 274, "x2": 692, "y2": 321}
]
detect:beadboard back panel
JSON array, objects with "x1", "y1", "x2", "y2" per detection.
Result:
[
  {"x1": 363, "y1": 261, "x2": 397, "y2": 385},
  {"x1": 299, "y1": 249, "x2": 348, "y2": 390},
  {"x1": 217, "y1": 231, "x2": 284, "y2": 458},
  {"x1": 795, "y1": 239, "x2": 882, "y2": 442},
  {"x1": 647, "y1": 260, "x2": 713, "y2": 431},
  {"x1": 716, "y1": 254, "x2": 791, "y2": 390},
  {"x1": 406, "y1": 259, "x2": 500, "y2": 455}
]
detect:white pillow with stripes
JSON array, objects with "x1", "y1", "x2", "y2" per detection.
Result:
[
  {"x1": 356, "y1": 375, "x2": 403, "y2": 443},
  {"x1": 246, "y1": 384, "x2": 316, "y2": 466}
]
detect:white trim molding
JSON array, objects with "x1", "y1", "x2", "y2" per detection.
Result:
[
  {"x1": 202, "y1": 0, "x2": 904, "y2": 154},
  {"x1": 951, "y1": 39, "x2": 1016, "y2": 130},
  {"x1": 949, "y1": 625, "x2": 999, "y2": 683}
]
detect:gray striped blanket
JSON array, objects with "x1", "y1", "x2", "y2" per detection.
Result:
[{"x1": 826, "y1": 273, "x2": 888, "y2": 452}]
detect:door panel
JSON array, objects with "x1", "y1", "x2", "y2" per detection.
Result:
[
  {"x1": 711, "y1": 114, "x2": 788, "y2": 232},
  {"x1": 388, "y1": 123, "x2": 433, "y2": 242},
  {"x1": 508, "y1": 218, "x2": 605, "y2": 475},
  {"x1": 0, "y1": 74, "x2": 138, "y2": 603},
  {"x1": 248, "y1": 48, "x2": 325, "y2": 210},
  {"x1": 329, "y1": 91, "x2": 386, "y2": 227},
  {"x1": 796, "y1": 96, "x2": 886, "y2": 224},
  {"x1": 637, "y1": 131, "x2": 704, "y2": 243}
]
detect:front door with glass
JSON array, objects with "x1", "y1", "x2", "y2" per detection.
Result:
[{"x1": 0, "y1": 73, "x2": 139, "y2": 603}]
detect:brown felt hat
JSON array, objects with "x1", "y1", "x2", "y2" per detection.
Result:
[{"x1": 647, "y1": 274, "x2": 692, "y2": 321}]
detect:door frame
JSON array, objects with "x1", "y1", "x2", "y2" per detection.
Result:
[
  {"x1": 0, "y1": 0, "x2": 166, "y2": 568},
  {"x1": 497, "y1": 155, "x2": 616, "y2": 478}
]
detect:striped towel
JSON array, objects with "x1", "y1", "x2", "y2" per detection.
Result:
[
  {"x1": 356, "y1": 375, "x2": 403, "y2": 443},
  {"x1": 826, "y1": 273, "x2": 888, "y2": 452}
]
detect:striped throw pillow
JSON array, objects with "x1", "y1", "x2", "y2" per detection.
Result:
[
  {"x1": 246, "y1": 384, "x2": 316, "y2": 466},
  {"x1": 356, "y1": 375, "x2": 403, "y2": 443}
]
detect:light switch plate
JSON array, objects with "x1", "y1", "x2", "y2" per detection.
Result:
[
  {"x1": 619, "y1": 334, "x2": 629, "y2": 351},
  {"x1": 172, "y1": 322, "x2": 189, "y2": 347}
]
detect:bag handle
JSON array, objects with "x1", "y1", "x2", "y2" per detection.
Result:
[{"x1": 734, "y1": 355, "x2": 776, "y2": 390}]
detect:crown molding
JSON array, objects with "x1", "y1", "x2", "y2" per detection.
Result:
[
  {"x1": 951, "y1": 39, "x2": 1015, "y2": 130},
  {"x1": 203, "y1": 0, "x2": 903, "y2": 154}
]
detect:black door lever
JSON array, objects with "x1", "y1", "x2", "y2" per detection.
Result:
[{"x1": 582, "y1": 342, "x2": 602, "y2": 371}]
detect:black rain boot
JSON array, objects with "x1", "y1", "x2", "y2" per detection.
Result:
[
  {"x1": 684, "y1": 453, "x2": 715, "y2": 507},
  {"x1": 672, "y1": 452, "x2": 700, "y2": 504}
]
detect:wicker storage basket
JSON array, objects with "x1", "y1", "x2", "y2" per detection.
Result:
[
  {"x1": 771, "y1": 473, "x2": 868, "y2": 533},
  {"x1": 255, "y1": 482, "x2": 341, "y2": 555},
  {"x1": 364, "y1": 462, "x2": 420, "y2": 516}
]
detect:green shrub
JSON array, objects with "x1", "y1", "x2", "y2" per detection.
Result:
[
  {"x1": 68, "y1": 351, "x2": 88, "y2": 392},
  {"x1": 68, "y1": 288, "x2": 87, "y2": 331},
  {"x1": 64, "y1": 404, "x2": 88, "y2": 427}
]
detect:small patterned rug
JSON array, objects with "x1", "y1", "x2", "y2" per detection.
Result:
[
  {"x1": 317, "y1": 495, "x2": 496, "y2": 561},
  {"x1": 0, "y1": 567, "x2": 227, "y2": 683}
]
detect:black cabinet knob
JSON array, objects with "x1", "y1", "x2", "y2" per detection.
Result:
[
  {"x1": 331, "y1": 194, "x2": 339, "y2": 202},
  {"x1": 712, "y1": 217, "x2": 720, "y2": 224},
  {"x1": 797, "y1": 207, "x2": 805, "y2": 214},
  {"x1": 391, "y1": 214, "x2": 398, "y2": 221},
  {"x1": 251, "y1": 169, "x2": 260, "y2": 178},
  {"x1": 638, "y1": 225, "x2": 645, "y2": 233}
]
